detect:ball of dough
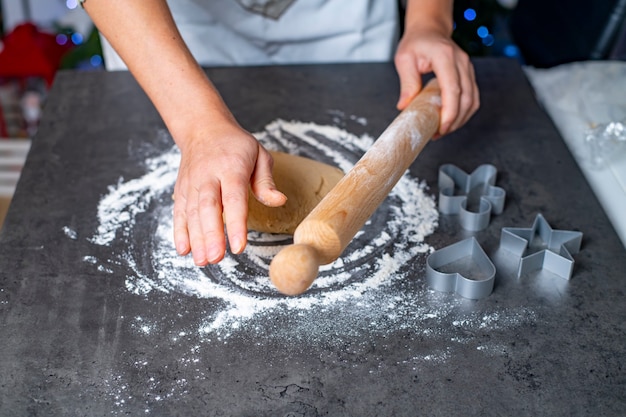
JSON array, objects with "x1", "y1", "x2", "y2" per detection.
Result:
[{"x1": 247, "y1": 151, "x2": 344, "y2": 234}]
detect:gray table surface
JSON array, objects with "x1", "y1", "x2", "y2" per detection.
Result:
[{"x1": 1, "y1": 58, "x2": 624, "y2": 416}]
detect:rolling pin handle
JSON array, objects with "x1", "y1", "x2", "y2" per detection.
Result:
[{"x1": 269, "y1": 244, "x2": 321, "y2": 296}]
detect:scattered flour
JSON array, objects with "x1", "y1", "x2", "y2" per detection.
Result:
[
  {"x1": 62, "y1": 226, "x2": 77, "y2": 240},
  {"x1": 83, "y1": 119, "x2": 537, "y2": 352},
  {"x1": 82, "y1": 119, "x2": 541, "y2": 414},
  {"x1": 88, "y1": 120, "x2": 440, "y2": 333}
]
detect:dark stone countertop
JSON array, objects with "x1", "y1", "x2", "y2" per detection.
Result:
[{"x1": 0, "y1": 58, "x2": 624, "y2": 416}]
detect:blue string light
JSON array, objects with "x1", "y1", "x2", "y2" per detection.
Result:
[
  {"x1": 463, "y1": 8, "x2": 477, "y2": 21},
  {"x1": 90, "y1": 55, "x2": 103, "y2": 68},
  {"x1": 71, "y1": 32, "x2": 84, "y2": 45},
  {"x1": 482, "y1": 34, "x2": 495, "y2": 47},
  {"x1": 477, "y1": 26, "x2": 489, "y2": 39},
  {"x1": 503, "y1": 44, "x2": 520, "y2": 57},
  {"x1": 56, "y1": 34, "x2": 69, "y2": 46}
]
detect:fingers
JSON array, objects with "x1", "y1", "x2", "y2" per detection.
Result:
[
  {"x1": 220, "y1": 171, "x2": 250, "y2": 256},
  {"x1": 173, "y1": 188, "x2": 191, "y2": 256},
  {"x1": 175, "y1": 176, "x2": 227, "y2": 266},
  {"x1": 429, "y1": 50, "x2": 461, "y2": 136},
  {"x1": 196, "y1": 178, "x2": 229, "y2": 263},
  {"x1": 176, "y1": 175, "x2": 248, "y2": 266},
  {"x1": 461, "y1": 61, "x2": 480, "y2": 128},
  {"x1": 176, "y1": 175, "x2": 244, "y2": 265},
  {"x1": 436, "y1": 53, "x2": 480, "y2": 135},
  {"x1": 250, "y1": 149, "x2": 287, "y2": 207},
  {"x1": 394, "y1": 34, "x2": 480, "y2": 137},
  {"x1": 395, "y1": 52, "x2": 423, "y2": 111},
  {"x1": 173, "y1": 139, "x2": 285, "y2": 266},
  {"x1": 221, "y1": 147, "x2": 286, "y2": 257}
]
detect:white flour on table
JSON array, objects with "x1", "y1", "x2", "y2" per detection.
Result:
[
  {"x1": 81, "y1": 119, "x2": 541, "y2": 414},
  {"x1": 84, "y1": 119, "x2": 537, "y2": 346}
]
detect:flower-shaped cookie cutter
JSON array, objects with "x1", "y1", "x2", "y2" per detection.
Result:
[
  {"x1": 500, "y1": 214, "x2": 583, "y2": 280},
  {"x1": 438, "y1": 164, "x2": 506, "y2": 231},
  {"x1": 426, "y1": 237, "x2": 496, "y2": 300}
]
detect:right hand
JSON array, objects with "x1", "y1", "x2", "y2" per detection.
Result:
[{"x1": 173, "y1": 122, "x2": 287, "y2": 266}]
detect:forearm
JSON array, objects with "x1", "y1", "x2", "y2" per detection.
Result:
[
  {"x1": 404, "y1": 0, "x2": 454, "y2": 36},
  {"x1": 82, "y1": 0, "x2": 235, "y2": 150}
]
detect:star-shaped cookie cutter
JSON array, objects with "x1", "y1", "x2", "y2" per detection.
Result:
[
  {"x1": 438, "y1": 164, "x2": 506, "y2": 231},
  {"x1": 499, "y1": 214, "x2": 583, "y2": 280}
]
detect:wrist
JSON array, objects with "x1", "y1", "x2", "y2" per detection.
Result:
[
  {"x1": 168, "y1": 96, "x2": 253, "y2": 157},
  {"x1": 158, "y1": 79, "x2": 240, "y2": 149},
  {"x1": 404, "y1": 0, "x2": 454, "y2": 37}
]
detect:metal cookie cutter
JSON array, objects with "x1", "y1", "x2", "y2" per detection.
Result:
[
  {"x1": 438, "y1": 164, "x2": 506, "y2": 231},
  {"x1": 426, "y1": 237, "x2": 496, "y2": 299},
  {"x1": 500, "y1": 213, "x2": 583, "y2": 280}
]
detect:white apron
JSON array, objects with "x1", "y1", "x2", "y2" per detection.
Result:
[{"x1": 101, "y1": 0, "x2": 400, "y2": 70}]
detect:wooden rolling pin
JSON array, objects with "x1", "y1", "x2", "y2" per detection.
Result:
[{"x1": 269, "y1": 79, "x2": 442, "y2": 295}]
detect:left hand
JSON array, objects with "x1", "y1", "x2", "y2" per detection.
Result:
[{"x1": 394, "y1": 25, "x2": 480, "y2": 136}]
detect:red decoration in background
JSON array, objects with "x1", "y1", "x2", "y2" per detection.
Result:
[{"x1": 0, "y1": 23, "x2": 74, "y2": 87}]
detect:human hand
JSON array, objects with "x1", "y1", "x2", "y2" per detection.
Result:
[
  {"x1": 81, "y1": 0, "x2": 289, "y2": 265},
  {"x1": 394, "y1": 25, "x2": 480, "y2": 136},
  {"x1": 173, "y1": 123, "x2": 287, "y2": 266}
]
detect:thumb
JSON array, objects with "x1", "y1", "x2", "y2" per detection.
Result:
[
  {"x1": 395, "y1": 57, "x2": 423, "y2": 110},
  {"x1": 250, "y1": 150, "x2": 287, "y2": 207}
]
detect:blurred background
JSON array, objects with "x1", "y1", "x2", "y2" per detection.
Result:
[
  {"x1": 0, "y1": 0, "x2": 625, "y2": 227},
  {"x1": 1, "y1": 0, "x2": 625, "y2": 141}
]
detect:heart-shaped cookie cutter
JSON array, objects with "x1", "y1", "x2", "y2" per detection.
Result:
[
  {"x1": 438, "y1": 164, "x2": 506, "y2": 231},
  {"x1": 426, "y1": 237, "x2": 496, "y2": 299}
]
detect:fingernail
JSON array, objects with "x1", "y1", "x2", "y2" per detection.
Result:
[
  {"x1": 206, "y1": 244, "x2": 222, "y2": 263},
  {"x1": 275, "y1": 190, "x2": 287, "y2": 202},
  {"x1": 176, "y1": 241, "x2": 188, "y2": 255},
  {"x1": 397, "y1": 92, "x2": 410, "y2": 107},
  {"x1": 193, "y1": 255, "x2": 208, "y2": 266},
  {"x1": 230, "y1": 235, "x2": 245, "y2": 255}
]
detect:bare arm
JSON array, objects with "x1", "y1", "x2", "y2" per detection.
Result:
[
  {"x1": 395, "y1": 0, "x2": 479, "y2": 135},
  {"x1": 83, "y1": 0, "x2": 286, "y2": 265},
  {"x1": 84, "y1": 0, "x2": 229, "y2": 137}
]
